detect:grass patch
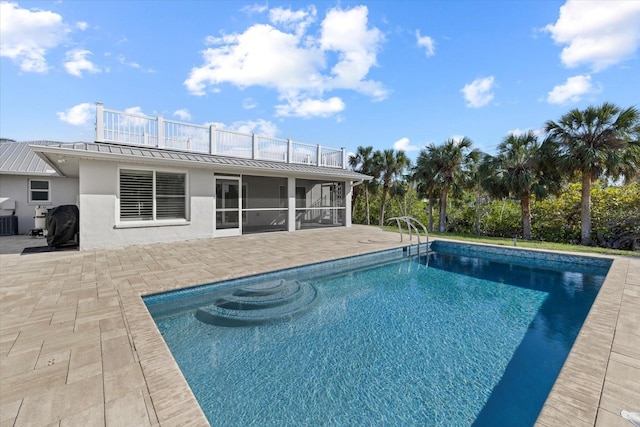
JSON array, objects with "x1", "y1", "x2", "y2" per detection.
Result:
[{"x1": 380, "y1": 226, "x2": 639, "y2": 257}]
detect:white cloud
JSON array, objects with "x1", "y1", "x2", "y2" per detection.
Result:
[
  {"x1": 416, "y1": 30, "x2": 435, "y2": 57},
  {"x1": 508, "y1": 128, "x2": 544, "y2": 138},
  {"x1": 508, "y1": 128, "x2": 526, "y2": 137},
  {"x1": 546, "y1": 74, "x2": 597, "y2": 104},
  {"x1": 241, "y1": 4, "x2": 268, "y2": 15},
  {"x1": 188, "y1": 25, "x2": 323, "y2": 96},
  {"x1": 319, "y1": 6, "x2": 386, "y2": 99},
  {"x1": 76, "y1": 21, "x2": 88, "y2": 31},
  {"x1": 269, "y1": 6, "x2": 316, "y2": 35},
  {"x1": 0, "y1": 1, "x2": 69, "y2": 73},
  {"x1": 230, "y1": 119, "x2": 278, "y2": 137},
  {"x1": 119, "y1": 106, "x2": 149, "y2": 127},
  {"x1": 461, "y1": 76, "x2": 495, "y2": 108},
  {"x1": 243, "y1": 98, "x2": 257, "y2": 109},
  {"x1": 116, "y1": 54, "x2": 155, "y2": 73},
  {"x1": 203, "y1": 119, "x2": 278, "y2": 137},
  {"x1": 173, "y1": 109, "x2": 192, "y2": 121},
  {"x1": 125, "y1": 106, "x2": 144, "y2": 115},
  {"x1": 544, "y1": 0, "x2": 640, "y2": 71},
  {"x1": 57, "y1": 102, "x2": 94, "y2": 125},
  {"x1": 393, "y1": 137, "x2": 420, "y2": 152},
  {"x1": 203, "y1": 121, "x2": 226, "y2": 129},
  {"x1": 117, "y1": 55, "x2": 140, "y2": 69},
  {"x1": 184, "y1": 5, "x2": 386, "y2": 118},
  {"x1": 64, "y1": 49, "x2": 100, "y2": 77},
  {"x1": 275, "y1": 97, "x2": 345, "y2": 118}
]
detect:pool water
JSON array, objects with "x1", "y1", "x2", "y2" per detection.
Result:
[{"x1": 145, "y1": 242, "x2": 610, "y2": 427}]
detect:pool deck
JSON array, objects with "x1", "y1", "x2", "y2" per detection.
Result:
[{"x1": 0, "y1": 225, "x2": 638, "y2": 426}]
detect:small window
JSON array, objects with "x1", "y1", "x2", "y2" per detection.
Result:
[{"x1": 29, "y1": 179, "x2": 50, "y2": 203}]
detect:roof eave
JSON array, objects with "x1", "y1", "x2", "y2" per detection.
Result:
[
  {"x1": 0, "y1": 170, "x2": 60, "y2": 177},
  {"x1": 31, "y1": 144, "x2": 371, "y2": 181},
  {"x1": 30, "y1": 150, "x2": 67, "y2": 177}
]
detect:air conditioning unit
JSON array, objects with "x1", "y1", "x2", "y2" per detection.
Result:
[{"x1": 0, "y1": 215, "x2": 18, "y2": 236}]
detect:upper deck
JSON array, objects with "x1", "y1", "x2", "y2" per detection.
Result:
[{"x1": 95, "y1": 103, "x2": 346, "y2": 169}]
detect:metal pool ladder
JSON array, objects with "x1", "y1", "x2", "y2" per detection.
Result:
[{"x1": 388, "y1": 216, "x2": 430, "y2": 266}]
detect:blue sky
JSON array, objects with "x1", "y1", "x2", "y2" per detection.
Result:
[{"x1": 1, "y1": 1, "x2": 639, "y2": 159}]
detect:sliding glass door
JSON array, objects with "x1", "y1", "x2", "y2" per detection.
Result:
[{"x1": 215, "y1": 176, "x2": 241, "y2": 237}]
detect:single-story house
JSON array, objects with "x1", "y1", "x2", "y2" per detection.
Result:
[
  {"x1": 2, "y1": 104, "x2": 370, "y2": 250},
  {"x1": 0, "y1": 140, "x2": 79, "y2": 235}
]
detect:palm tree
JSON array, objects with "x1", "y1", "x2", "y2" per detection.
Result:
[
  {"x1": 348, "y1": 146, "x2": 378, "y2": 225},
  {"x1": 413, "y1": 151, "x2": 442, "y2": 232},
  {"x1": 482, "y1": 131, "x2": 559, "y2": 240},
  {"x1": 374, "y1": 149, "x2": 410, "y2": 226},
  {"x1": 470, "y1": 152, "x2": 495, "y2": 235},
  {"x1": 389, "y1": 173, "x2": 412, "y2": 218},
  {"x1": 545, "y1": 103, "x2": 640, "y2": 245},
  {"x1": 418, "y1": 137, "x2": 480, "y2": 232}
]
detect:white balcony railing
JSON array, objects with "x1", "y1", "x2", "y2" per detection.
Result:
[{"x1": 95, "y1": 103, "x2": 346, "y2": 169}]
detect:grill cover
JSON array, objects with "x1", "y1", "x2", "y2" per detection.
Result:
[{"x1": 46, "y1": 205, "x2": 79, "y2": 248}]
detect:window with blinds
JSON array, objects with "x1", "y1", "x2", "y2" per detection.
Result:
[
  {"x1": 28, "y1": 179, "x2": 50, "y2": 203},
  {"x1": 119, "y1": 169, "x2": 186, "y2": 221},
  {"x1": 156, "y1": 172, "x2": 186, "y2": 219}
]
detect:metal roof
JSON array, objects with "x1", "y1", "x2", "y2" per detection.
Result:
[
  {"x1": 31, "y1": 141, "x2": 372, "y2": 180},
  {"x1": 0, "y1": 140, "x2": 60, "y2": 176}
]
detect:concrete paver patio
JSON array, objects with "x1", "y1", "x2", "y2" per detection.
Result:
[{"x1": 0, "y1": 225, "x2": 638, "y2": 426}]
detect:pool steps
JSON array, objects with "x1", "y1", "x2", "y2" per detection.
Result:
[{"x1": 195, "y1": 279, "x2": 318, "y2": 326}]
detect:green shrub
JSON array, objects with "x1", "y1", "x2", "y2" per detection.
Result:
[
  {"x1": 354, "y1": 181, "x2": 639, "y2": 251},
  {"x1": 532, "y1": 182, "x2": 640, "y2": 248}
]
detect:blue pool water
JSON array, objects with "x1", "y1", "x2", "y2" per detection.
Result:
[{"x1": 145, "y1": 242, "x2": 610, "y2": 427}]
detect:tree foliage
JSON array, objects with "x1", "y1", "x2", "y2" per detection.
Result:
[
  {"x1": 349, "y1": 146, "x2": 379, "y2": 225},
  {"x1": 534, "y1": 182, "x2": 640, "y2": 249},
  {"x1": 415, "y1": 137, "x2": 479, "y2": 232},
  {"x1": 349, "y1": 102, "x2": 639, "y2": 251},
  {"x1": 449, "y1": 182, "x2": 639, "y2": 250},
  {"x1": 373, "y1": 149, "x2": 410, "y2": 226},
  {"x1": 481, "y1": 131, "x2": 562, "y2": 240},
  {"x1": 545, "y1": 102, "x2": 640, "y2": 245}
]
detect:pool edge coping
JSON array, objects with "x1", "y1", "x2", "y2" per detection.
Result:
[
  {"x1": 535, "y1": 256, "x2": 630, "y2": 427},
  {"x1": 123, "y1": 237, "x2": 633, "y2": 427}
]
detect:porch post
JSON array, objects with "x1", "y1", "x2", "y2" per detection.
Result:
[
  {"x1": 317, "y1": 144, "x2": 322, "y2": 166},
  {"x1": 95, "y1": 102, "x2": 104, "y2": 142},
  {"x1": 342, "y1": 147, "x2": 347, "y2": 169},
  {"x1": 345, "y1": 181, "x2": 353, "y2": 227},
  {"x1": 287, "y1": 139, "x2": 293, "y2": 163},
  {"x1": 288, "y1": 177, "x2": 296, "y2": 232}
]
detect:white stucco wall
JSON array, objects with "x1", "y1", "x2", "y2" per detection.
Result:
[
  {"x1": 78, "y1": 159, "x2": 215, "y2": 250},
  {"x1": 0, "y1": 174, "x2": 79, "y2": 234},
  {"x1": 50, "y1": 157, "x2": 354, "y2": 250}
]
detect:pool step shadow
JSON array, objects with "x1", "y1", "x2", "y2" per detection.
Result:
[{"x1": 195, "y1": 279, "x2": 318, "y2": 326}]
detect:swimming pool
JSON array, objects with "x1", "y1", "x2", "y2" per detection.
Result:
[{"x1": 144, "y1": 241, "x2": 611, "y2": 426}]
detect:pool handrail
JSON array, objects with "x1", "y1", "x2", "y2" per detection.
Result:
[{"x1": 387, "y1": 216, "x2": 429, "y2": 265}]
